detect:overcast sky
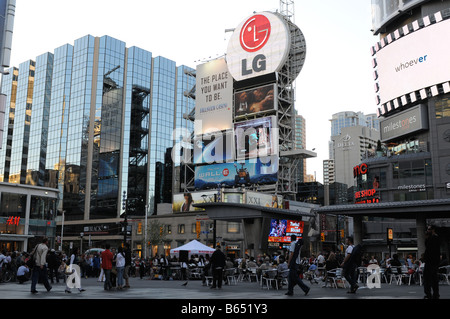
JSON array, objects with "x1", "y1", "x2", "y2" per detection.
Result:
[{"x1": 9, "y1": 0, "x2": 379, "y2": 183}]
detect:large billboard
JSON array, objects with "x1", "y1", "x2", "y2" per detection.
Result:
[
  {"x1": 226, "y1": 12, "x2": 290, "y2": 82},
  {"x1": 380, "y1": 104, "x2": 428, "y2": 142},
  {"x1": 234, "y1": 84, "x2": 277, "y2": 118},
  {"x1": 234, "y1": 116, "x2": 278, "y2": 160},
  {"x1": 193, "y1": 130, "x2": 234, "y2": 164},
  {"x1": 194, "y1": 156, "x2": 278, "y2": 190},
  {"x1": 194, "y1": 58, "x2": 233, "y2": 135},
  {"x1": 374, "y1": 18, "x2": 450, "y2": 107}
]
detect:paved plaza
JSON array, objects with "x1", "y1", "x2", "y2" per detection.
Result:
[{"x1": 1, "y1": 275, "x2": 448, "y2": 300}]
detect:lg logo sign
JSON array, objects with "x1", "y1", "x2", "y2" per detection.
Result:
[
  {"x1": 240, "y1": 15, "x2": 271, "y2": 52},
  {"x1": 239, "y1": 15, "x2": 270, "y2": 76},
  {"x1": 226, "y1": 12, "x2": 290, "y2": 82}
]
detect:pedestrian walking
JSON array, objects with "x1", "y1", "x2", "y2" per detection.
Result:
[
  {"x1": 285, "y1": 235, "x2": 310, "y2": 296},
  {"x1": 123, "y1": 243, "x2": 131, "y2": 288},
  {"x1": 210, "y1": 245, "x2": 226, "y2": 289},
  {"x1": 116, "y1": 246, "x2": 125, "y2": 290},
  {"x1": 65, "y1": 247, "x2": 86, "y2": 293},
  {"x1": 30, "y1": 237, "x2": 52, "y2": 294},
  {"x1": 423, "y1": 225, "x2": 440, "y2": 299},
  {"x1": 341, "y1": 236, "x2": 359, "y2": 293},
  {"x1": 47, "y1": 249, "x2": 60, "y2": 284},
  {"x1": 101, "y1": 244, "x2": 114, "y2": 291}
]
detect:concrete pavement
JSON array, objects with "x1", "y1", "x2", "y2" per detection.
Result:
[{"x1": 1, "y1": 275, "x2": 448, "y2": 299}]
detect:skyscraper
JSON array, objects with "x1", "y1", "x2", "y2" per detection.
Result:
[{"x1": 0, "y1": 35, "x2": 194, "y2": 246}]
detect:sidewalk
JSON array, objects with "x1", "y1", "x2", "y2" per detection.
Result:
[{"x1": 0, "y1": 275, "x2": 448, "y2": 299}]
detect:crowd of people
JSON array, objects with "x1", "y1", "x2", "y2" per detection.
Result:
[{"x1": 0, "y1": 226, "x2": 447, "y2": 299}]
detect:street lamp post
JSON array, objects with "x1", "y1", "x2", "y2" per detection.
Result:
[
  {"x1": 122, "y1": 191, "x2": 127, "y2": 246},
  {"x1": 144, "y1": 204, "x2": 148, "y2": 259},
  {"x1": 60, "y1": 210, "x2": 65, "y2": 251}
]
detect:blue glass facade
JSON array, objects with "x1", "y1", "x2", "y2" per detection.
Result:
[{"x1": 0, "y1": 34, "x2": 195, "y2": 225}]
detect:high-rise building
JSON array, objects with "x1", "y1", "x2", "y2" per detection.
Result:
[
  {"x1": 0, "y1": 35, "x2": 195, "y2": 247},
  {"x1": 327, "y1": 111, "x2": 380, "y2": 189},
  {"x1": 294, "y1": 109, "x2": 306, "y2": 182}
]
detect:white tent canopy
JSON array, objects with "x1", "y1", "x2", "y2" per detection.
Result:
[{"x1": 170, "y1": 240, "x2": 215, "y2": 256}]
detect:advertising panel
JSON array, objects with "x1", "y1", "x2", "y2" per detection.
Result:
[
  {"x1": 172, "y1": 191, "x2": 217, "y2": 213},
  {"x1": 194, "y1": 58, "x2": 233, "y2": 135},
  {"x1": 234, "y1": 116, "x2": 277, "y2": 160},
  {"x1": 268, "y1": 219, "x2": 304, "y2": 245},
  {"x1": 246, "y1": 191, "x2": 283, "y2": 208},
  {"x1": 375, "y1": 18, "x2": 450, "y2": 106},
  {"x1": 234, "y1": 84, "x2": 277, "y2": 118},
  {"x1": 380, "y1": 104, "x2": 428, "y2": 142},
  {"x1": 226, "y1": 12, "x2": 290, "y2": 82},
  {"x1": 194, "y1": 156, "x2": 278, "y2": 190},
  {"x1": 193, "y1": 130, "x2": 234, "y2": 164}
]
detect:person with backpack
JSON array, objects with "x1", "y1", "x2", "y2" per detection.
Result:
[
  {"x1": 30, "y1": 237, "x2": 52, "y2": 294},
  {"x1": 285, "y1": 235, "x2": 310, "y2": 296},
  {"x1": 341, "y1": 236, "x2": 360, "y2": 294}
]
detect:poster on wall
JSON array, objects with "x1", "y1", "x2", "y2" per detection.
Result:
[
  {"x1": 194, "y1": 156, "x2": 278, "y2": 190},
  {"x1": 194, "y1": 58, "x2": 233, "y2": 135},
  {"x1": 234, "y1": 84, "x2": 277, "y2": 118}
]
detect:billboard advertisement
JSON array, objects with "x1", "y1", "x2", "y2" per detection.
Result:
[
  {"x1": 374, "y1": 18, "x2": 450, "y2": 106},
  {"x1": 246, "y1": 191, "x2": 283, "y2": 208},
  {"x1": 380, "y1": 104, "x2": 428, "y2": 142},
  {"x1": 194, "y1": 58, "x2": 233, "y2": 135},
  {"x1": 193, "y1": 130, "x2": 234, "y2": 164},
  {"x1": 234, "y1": 84, "x2": 277, "y2": 118},
  {"x1": 226, "y1": 12, "x2": 290, "y2": 82},
  {"x1": 234, "y1": 116, "x2": 278, "y2": 160},
  {"x1": 268, "y1": 219, "x2": 304, "y2": 245},
  {"x1": 172, "y1": 191, "x2": 217, "y2": 213},
  {"x1": 194, "y1": 156, "x2": 278, "y2": 190}
]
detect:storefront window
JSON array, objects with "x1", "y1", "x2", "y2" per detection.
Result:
[
  {"x1": 29, "y1": 196, "x2": 57, "y2": 220},
  {"x1": 0, "y1": 193, "x2": 27, "y2": 218}
]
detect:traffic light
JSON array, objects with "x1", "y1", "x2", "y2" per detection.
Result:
[
  {"x1": 387, "y1": 228, "x2": 393, "y2": 244},
  {"x1": 340, "y1": 229, "x2": 345, "y2": 238},
  {"x1": 196, "y1": 221, "x2": 201, "y2": 239},
  {"x1": 320, "y1": 232, "x2": 325, "y2": 242}
]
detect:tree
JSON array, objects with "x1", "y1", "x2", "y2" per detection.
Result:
[{"x1": 147, "y1": 219, "x2": 166, "y2": 256}]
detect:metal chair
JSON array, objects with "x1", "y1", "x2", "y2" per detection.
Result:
[
  {"x1": 400, "y1": 266, "x2": 413, "y2": 285},
  {"x1": 324, "y1": 268, "x2": 348, "y2": 289},
  {"x1": 224, "y1": 268, "x2": 237, "y2": 285},
  {"x1": 261, "y1": 269, "x2": 279, "y2": 290},
  {"x1": 389, "y1": 267, "x2": 402, "y2": 285},
  {"x1": 439, "y1": 265, "x2": 450, "y2": 285},
  {"x1": 246, "y1": 267, "x2": 258, "y2": 283},
  {"x1": 357, "y1": 267, "x2": 368, "y2": 285}
]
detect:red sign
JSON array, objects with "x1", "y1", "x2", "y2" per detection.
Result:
[
  {"x1": 6, "y1": 216, "x2": 20, "y2": 226},
  {"x1": 240, "y1": 15, "x2": 271, "y2": 52},
  {"x1": 353, "y1": 163, "x2": 368, "y2": 178},
  {"x1": 355, "y1": 189, "x2": 377, "y2": 199},
  {"x1": 222, "y1": 168, "x2": 229, "y2": 176}
]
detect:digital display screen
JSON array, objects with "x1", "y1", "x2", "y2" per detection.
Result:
[{"x1": 268, "y1": 219, "x2": 304, "y2": 244}]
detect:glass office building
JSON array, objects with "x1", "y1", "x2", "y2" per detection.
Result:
[{"x1": 0, "y1": 35, "x2": 195, "y2": 245}]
